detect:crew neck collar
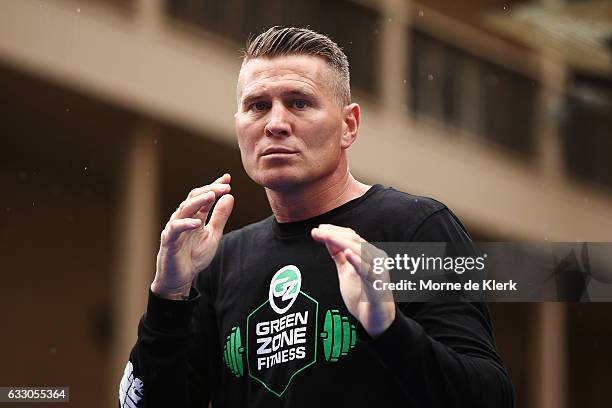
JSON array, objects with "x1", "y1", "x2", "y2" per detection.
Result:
[{"x1": 272, "y1": 184, "x2": 383, "y2": 239}]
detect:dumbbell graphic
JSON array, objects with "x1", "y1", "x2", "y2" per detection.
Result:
[
  {"x1": 223, "y1": 326, "x2": 244, "y2": 378},
  {"x1": 223, "y1": 309, "x2": 356, "y2": 377},
  {"x1": 319, "y1": 309, "x2": 356, "y2": 362}
]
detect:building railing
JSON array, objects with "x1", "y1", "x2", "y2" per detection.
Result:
[
  {"x1": 562, "y1": 72, "x2": 612, "y2": 189},
  {"x1": 410, "y1": 28, "x2": 538, "y2": 158}
]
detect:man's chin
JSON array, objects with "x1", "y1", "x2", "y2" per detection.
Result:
[{"x1": 258, "y1": 172, "x2": 306, "y2": 192}]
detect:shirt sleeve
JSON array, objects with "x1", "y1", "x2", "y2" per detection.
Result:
[
  {"x1": 358, "y1": 208, "x2": 515, "y2": 408},
  {"x1": 119, "y1": 281, "x2": 215, "y2": 408}
]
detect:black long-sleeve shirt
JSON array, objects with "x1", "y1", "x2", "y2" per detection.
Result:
[{"x1": 120, "y1": 184, "x2": 514, "y2": 407}]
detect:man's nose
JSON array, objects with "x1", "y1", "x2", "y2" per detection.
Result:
[{"x1": 264, "y1": 103, "x2": 291, "y2": 138}]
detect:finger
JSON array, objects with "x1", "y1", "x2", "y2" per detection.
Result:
[
  {"x1": 331, "y1": 244, "x2": 349, "y2": 267},
  {"x1": 161, "y1": 218, "x2": 202, "y2": 246},
  {"x1": 360, "y1": 243, "x2": 385, "y2": 267},
  {"x1": 186, "y1": 184, "x2": 231, "y2": 203},
  {"x1": 214, "y1": 172, "x2": 231, "y2": 183},
  {"x1": 187, "y1": 177, "x2": 231, "y2": 199},
  {"x1": 318, "y1": 224, "x2": 360, "y2": 237},
  {"x1": 312, "y1": 229, "x2": 361, "y2": 265},
  {"x1": 312, "y1": 227, "x2": 363, "y2": 255},
  {"x1": 310, "y1": 226, "x2": 343, "y2": 256},
  {"x1": 215, "y1": 172, "x2": 231, "y2": 184},
  {"x1": 317, "y1": 224, "x2": 366, "y2": 247},
  {"x1": 345, "y1": 248, "x2": 368, "y2": 279},
  {"x1": 207, "y1": 194, "x2": 234, "y2": 237},
  {"x1": 176, "y1": 191, "x2": 217, "y2": 221},
  {"x1": 313, "y1": 227, "x2": 382, "y2": 267},
  {"x1": 346, "y1": 248, "x2": 394, "y2": 303},
  {"x1": 320, "y1": 226, "x2": 380, "y2": 258},
  {"x1": 311, "y1": 228, "x2": 343, "y2": 256},
  {"x1": 170, "y1": 186, "x2": 223, "y2": 222},
  {"x1": 324, "y1": 240, "x2": 344, "y2": 258}
]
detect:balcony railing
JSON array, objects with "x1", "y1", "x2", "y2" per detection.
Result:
[{"x1": 410, "y1": 29, "x2": 538, "y2": 158}]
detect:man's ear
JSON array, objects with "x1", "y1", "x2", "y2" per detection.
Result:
[{"x1": 341, "y1": 103, "x2": 360, "y2": 149}]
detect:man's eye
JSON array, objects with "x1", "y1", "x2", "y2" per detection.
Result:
[
  {"x1": 293, "y1": 99, "x2": 309, "y2": 110},
  {"x1": 251, "y1": 102, "x2": 269, "y2": 112}
]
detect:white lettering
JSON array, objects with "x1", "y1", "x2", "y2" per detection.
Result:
[
  {"x1": 257, "y1": 346, "x2": 307, "y2": 370},
  {"x1": 256, "y1": 336, "x2": 272, "y2": 355},
  {"x1": 420, "y1": 280, "x2": 462, "y2": 291}
]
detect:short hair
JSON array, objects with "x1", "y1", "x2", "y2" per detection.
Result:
[{"x1": 239, "y1": 26, "x2": 351, "y2": 106}]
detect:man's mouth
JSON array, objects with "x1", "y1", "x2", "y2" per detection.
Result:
[{"x1": 261, "y1": 147, "x2": 298, "y2": 156}]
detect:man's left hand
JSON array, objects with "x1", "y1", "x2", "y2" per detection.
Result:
[{"x1": 311, "y1": 224, "x2": 395, "y2": 337}]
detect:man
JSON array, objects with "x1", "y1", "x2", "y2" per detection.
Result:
[{"x1": 120, "y1": 26, "x2": 514, "y2": 407}]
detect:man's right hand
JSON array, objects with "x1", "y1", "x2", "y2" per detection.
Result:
[{"x1": 151, "y1": 173, "x2": 234, "y2": 300}]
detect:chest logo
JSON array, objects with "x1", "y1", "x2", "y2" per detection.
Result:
[{"x1": 269, "y1": 265, "x2": 302, "y2": 315}]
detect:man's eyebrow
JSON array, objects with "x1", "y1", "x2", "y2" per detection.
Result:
[
  {"x1": 286, "y1": 88, "x2": 316, "y2": 98},
  {"x1": 241, "y1": 87, "x2": 317, "y2": 107},
  {"x1": 241, "y1": 93, "x2": 264, "y2": 106}
]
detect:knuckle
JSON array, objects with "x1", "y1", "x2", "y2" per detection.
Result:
[{"x1": 188, "y1": 187, "x2": 202, "y2": 198}]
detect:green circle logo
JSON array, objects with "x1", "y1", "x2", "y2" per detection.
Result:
[{"x1": 269, "y1": 265, "x2": 302, "y2": 314}]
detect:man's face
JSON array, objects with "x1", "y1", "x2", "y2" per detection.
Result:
[{"x1": 235, "y1": 55, "x2": 355, "y2": 191}]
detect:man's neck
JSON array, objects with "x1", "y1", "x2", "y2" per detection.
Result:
[{"x1": 266, "y1": 173, "x2": 371, "y2": 223}]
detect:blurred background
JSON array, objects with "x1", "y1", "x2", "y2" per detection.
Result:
[{"x1": 0, "y1": 0, "x2": 611, "y2": 407}]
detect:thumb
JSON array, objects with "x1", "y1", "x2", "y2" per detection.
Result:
[{"x1": 208, "y1": 194, "x2": 234, "y2": 237}]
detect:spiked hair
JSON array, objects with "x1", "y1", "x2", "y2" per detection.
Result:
[{"x1": 239, "y1": 26, "x2": 351, "y2": 106}]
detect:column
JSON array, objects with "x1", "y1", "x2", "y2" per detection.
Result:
[
  {"x1": 533, "y1": 302, "x2": 568, "y2": 408},
  {"x1": 537, "y1": 52, "x2": 567, "y2": 183},
  {"x1": 380, "y1": 0, "x2": 411, "y2": 113},
  {"x1": 109, "y1": 121, "x2": 161, "y2": 407}
]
